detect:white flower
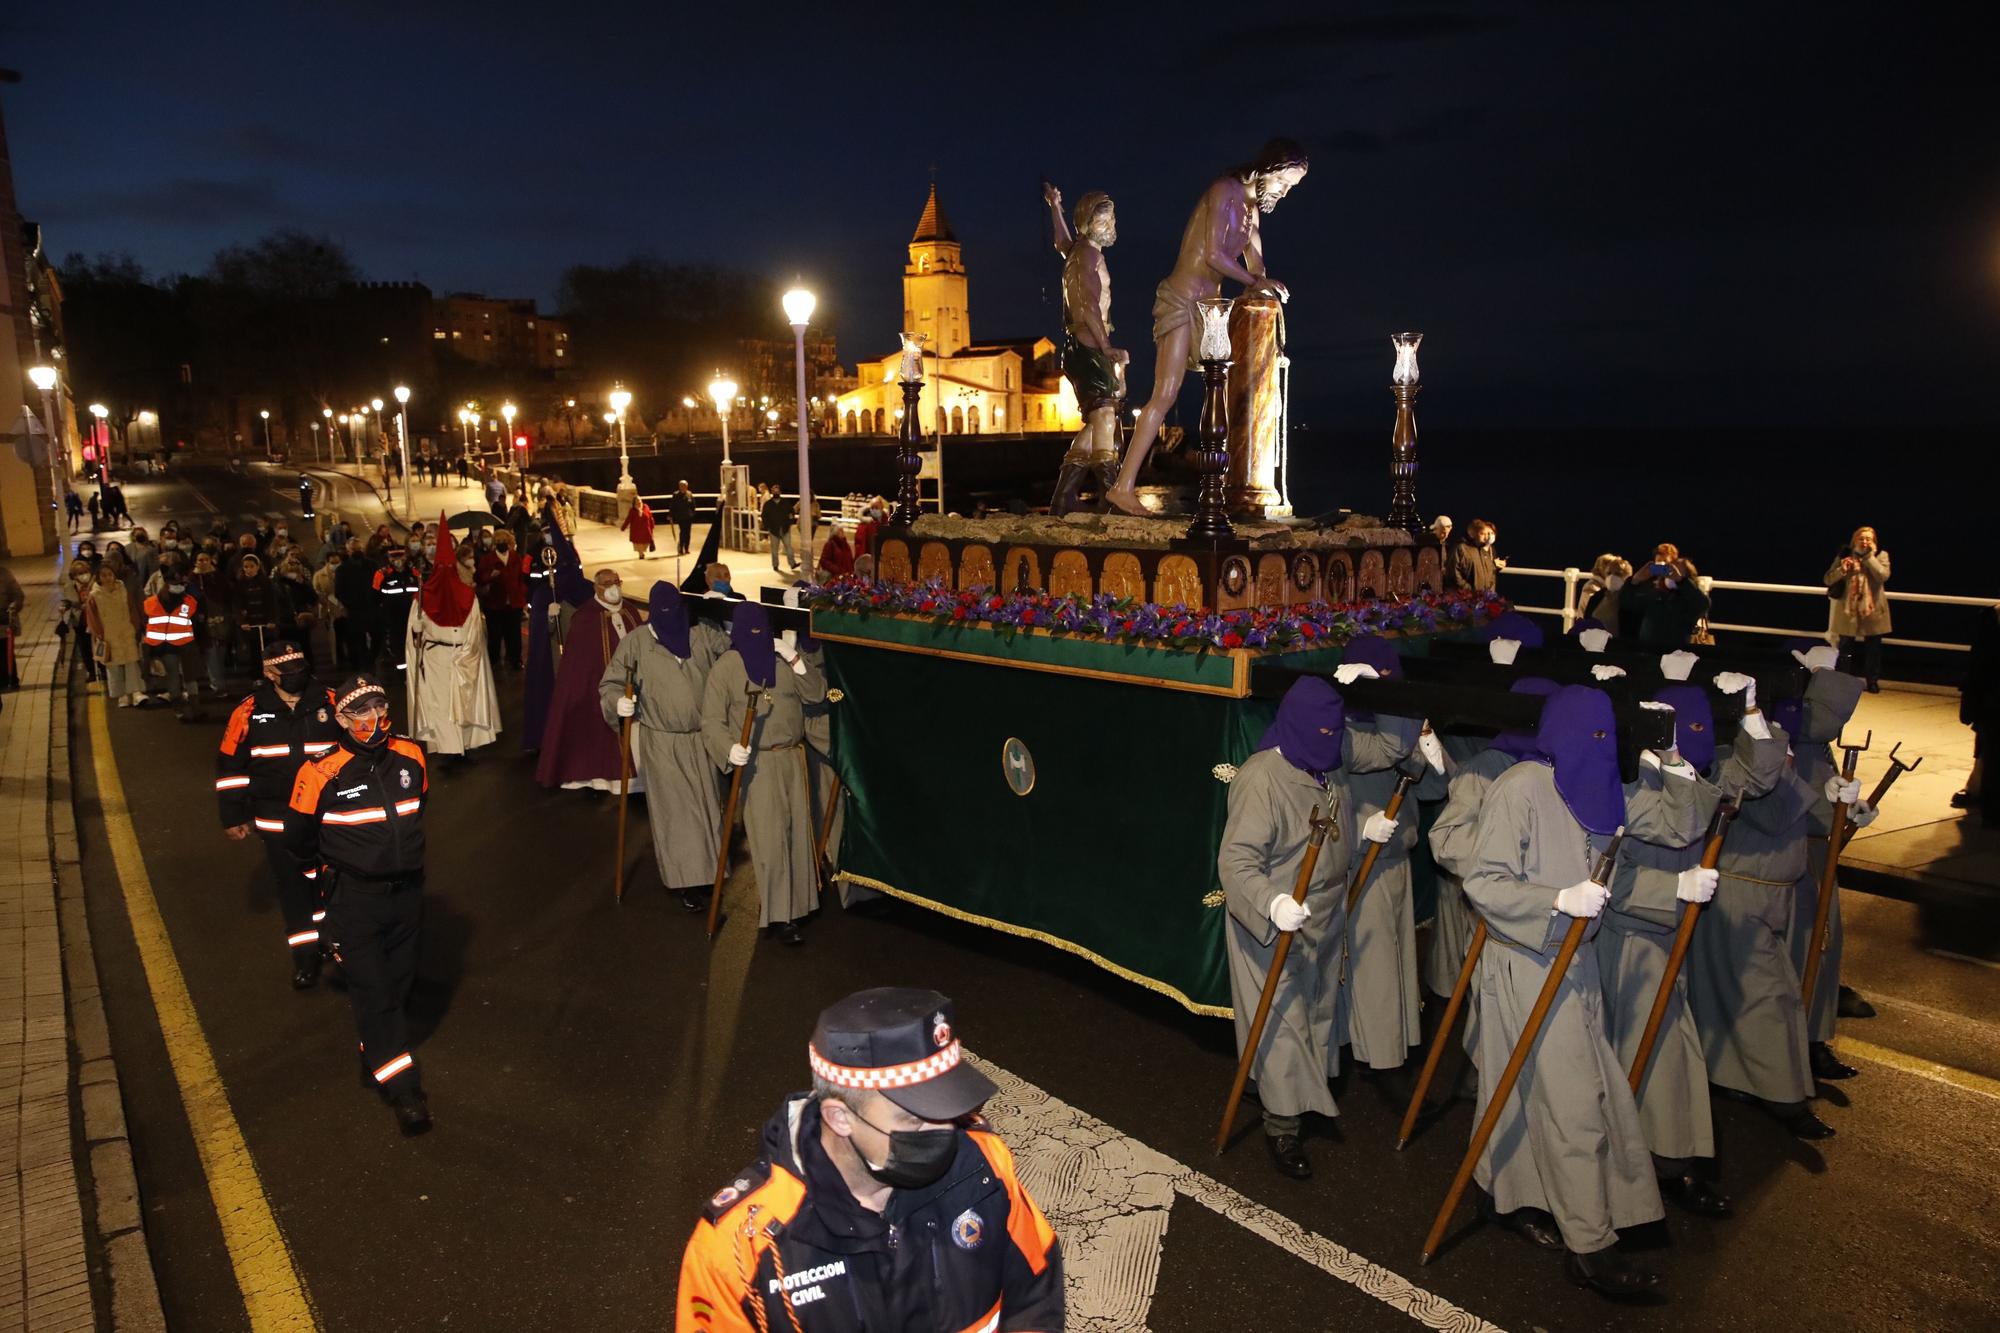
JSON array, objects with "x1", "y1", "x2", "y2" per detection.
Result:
[{"x1": 1212, "y1": 763, "x2": 1238, "y2": 784}]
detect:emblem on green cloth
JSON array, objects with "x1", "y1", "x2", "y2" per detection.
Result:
[{"x1": 1001, "y1": 737, "x2": 1035, "y2": 796}]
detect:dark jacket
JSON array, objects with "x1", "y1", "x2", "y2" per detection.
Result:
[
  {"x1": 216, "y1": 681, "x2": 344, "y2": 830},
  {"x1": 1964, "y1": 604, "x2": 2000, "y2": 729},
  {"x1": 286, "y1": 734, "x2": 430, "y2": 881},
  {"x1": 678, "y1": 1096, "x2": 1063, "y2": 1333},
  {"x1": 668, "y1": 491, "x2": 696, "y2": 526},
  {"x1": 1445, "y1": 540, "x2": 1498, "y2": 595},
  {"x1": 1618, "y1": 573, "x2": 1710, "y2": 649}
]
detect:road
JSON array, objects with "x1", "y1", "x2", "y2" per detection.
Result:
[{"x1": 69, "y1": 464, "x2": 2000, "y2": 1331}]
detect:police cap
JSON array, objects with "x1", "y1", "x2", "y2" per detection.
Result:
[{"x1": 809, "y1": 987, "x2": 997, "y2": 1122}]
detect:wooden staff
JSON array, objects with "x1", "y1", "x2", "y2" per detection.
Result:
[
  {"x1": 1625, "y1": 800, "x2": 1737, "y2": 1093},
  {"x1": 1835, "y1": 741, "x2": 1918, "y2": 856},
  {"x1": 1336, "y1": 769, "x2": 1420, "y2": 990},
  {"x1": 706, "y1": 682, "x2": 763, "y2": 940},
  {"x1": 1395, "y1": 919, "x2": 1486, "y2": 1150},
  {"x1": 613, "y1": 669, "x2": 635, "y2": 903},
  {"x1": 1213, "y1": 794, "x2": 1338, "y2": 1156},
  {"x1": 813, "y1": 769, "x2": 844, "y2": 894},
  {"x1": 1801, "y1": 732, "x2": 1868, "y2": 1007},
  {"x1": 1420, "y1": 828, "x2": 1625, "y2": 1266}
]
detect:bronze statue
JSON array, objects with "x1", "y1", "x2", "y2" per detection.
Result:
[
  {"x1": 1104, "y1": 139, "x2": 1308, "y2": 517},
  {"x1": 1043, "y1": 183, "x2": 1126, "y2": 515}
]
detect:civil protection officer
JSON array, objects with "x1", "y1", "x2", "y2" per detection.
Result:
[
  {"x1": 215, "y1": 639, "x2": 343, "y2": 988},
  {"x1": 677, "y1": 988, "x2": 1064, "y2": 1330},
  {"x1": 285, "y1": 674, "x2": 434, "y2": 1136}
]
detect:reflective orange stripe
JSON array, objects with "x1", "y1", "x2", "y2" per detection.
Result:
[
  {"x1": 214, "y1": 776, "x2": 252, "y2": 790},
  {"x1": 372, "y1": 1053, "x2": 413, "y2": 1083},
  {"x1": 970, "y1": 1131, "x2": 1056, "y2": 1275},
  {"x1": 287, "y1": 930, "x2": 319, "y2": 947},
  {"x1": 324, "y1": 807, "x2": 387, "y2": 825}
]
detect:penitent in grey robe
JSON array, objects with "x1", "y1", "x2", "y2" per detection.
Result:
[
  {"x1": 800, "y1": 647, "x2": 866, "y2": 907},
  {"x1": 1426, "y1": 746, "x2": 1521, "y2": 1079},
  {"x1": 1336, "y1": 714, "x2": 1427, "y2": 1070},
  {"x1": 1596, "y1": 729, "x2": 1786, "y2": 1165},
  {"x1": 702, "y1": 650, "x2": 821, "y2": 928},
  {"x1": 1689, "y1": 759, "x2": 1819, "y2": 1106},
  {"x1": 1464, "y1": 761, "x2": 1694, "y2": 1255},
  {"x1": 1784, "y1": 670, "x2": 1867, "y2": 1042},
  {"x1": 599, "y1": 622, "x2": 728, "y2": 891}
]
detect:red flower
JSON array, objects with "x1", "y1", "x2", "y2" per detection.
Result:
[
  {"x1": 1222, "y1": 631, "x2": 1243, "y2": 648},
  {"x1": 953, "y1": 606, "x2": 968, "y2": 621}
]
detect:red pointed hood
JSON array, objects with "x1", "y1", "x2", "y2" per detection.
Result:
[{"x1": 421, "y1": 512, "x2": 477, "y2": 626}]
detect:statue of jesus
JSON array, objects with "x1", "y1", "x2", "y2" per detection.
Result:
[{"x1": 1104, "y1": 138, "x2": 1308, "y2": 517}]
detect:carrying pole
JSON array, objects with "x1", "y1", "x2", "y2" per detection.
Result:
[
  {"x1": 1626, "y1": 801, "x2": 1737, "y2": 1092},
  {"x1": 707, "y1": 684, "x2": 763, "y2": 940}
]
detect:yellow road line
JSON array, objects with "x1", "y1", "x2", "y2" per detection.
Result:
[
  {"x1": 88, "y1": 694, "x2": 321, "y2": 1330},
  {"x1": 1834, "y1": 1035, "x2": 2000, "y2": 1103}
]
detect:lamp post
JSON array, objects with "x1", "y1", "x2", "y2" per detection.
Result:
[
  {"x1": 565, "y1": 398, "x2": 578, "y2": 448},
  {"x1": 1385, "y1": 332, "x2": 1424, "y2": 531},
  {"x1": 88, "y1": 403, "x2": 110, "y2": 472},
  {"x1": 394, "y1": 385, "x2": 413, "y2": 516},
  {"x1": 681, "y1": 395, "x2": 697, "y2": 443},
  {"x1": 28, "y1": 366, "x2": 65, "y2": 527},
  {"x1": 321, "y1": 405, "x2": 334, "y2": 462},
  {"x1": 784, "y1": 286, "x2": 819, "y2": 568},
  {"x1": 708, "y1": 374, "x2": 738, "y2": 465},
  {"x1": 609, "y1": 383, "x2": 635, "y2": 516},
  {"x1": 502, "y1": 401, "x2": 518, "y2": 465},
  {"x1": 259, "y1": 409, "x2": 273, "y2": 459}
]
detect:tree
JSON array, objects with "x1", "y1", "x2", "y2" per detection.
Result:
[{"x1": 556, "y1": 258, "x2": 784, "y2": 415}]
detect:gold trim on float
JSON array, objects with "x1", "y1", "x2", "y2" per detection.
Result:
[
  {"x1": 836, "y1": 872, "x2": 1232, "y2": 1019},
  {"x1": 809, "y1": 626, "x2": 1250, "y2": 697}
]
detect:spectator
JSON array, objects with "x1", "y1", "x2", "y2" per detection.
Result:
[
  {"x1": 87, "y1": 491, "x2": 102, "y2": 531},
  {"x1": 65, "y1": 489, "x2": 84, "y2": 531},
  {"x1": 455, "y1": 454, "x2": 470, "y2": 487},
  {"x1": 189, "y1": 551, "x2": 231, "y2": 693},
  {"x1": 1446, "y1": 518, "x2": 1501, "y2": 594},
  {"x1": 1826, "y1": 525, "x2": 1891, "y2": 692},
  {"x1": 334, "y1": 538, "x2": 375, "y2": 669},
  {"x1": 313, "y1": 549, "x2": 346, "y2": 667},
  {"x1": 1576, "y1": 553, "x2": 1633, "y2": 630},
  {"x1": 233, "y1": 551, "x2": 280, "y2": 668},
  {"x1": 65, "y1": 558, "x2": 99, "y2": 681},
  {"x1": 273, "y1": 552, "x2": 320, "y2": 659},
  {"x1": 817, "y1": 525, "x2": 855, "y2": 580},
  {"x1": 621, "y1": 496, "x2": 657, "y2": 560},
  {"x1": 852, "y1": 553, "x2": 877, "y2": 583},
  {"x1": 1620, "y1": 542, "x2": 1709, "y2": 648},
  {"x1": 761, "y1": 487, "x2": 799, "y2": 574},
  {"x1": 1429, "y1": 514, "x2": 1453, "y2": 549},
  {"x1": 0, "y1": 565, "x2": 22, "y2": 690},
  {"x1": 477, "y1": 529, "x2": 528, "y2": 672},
  {"x1": 128, "y1": 526, "x2": 160, "y2": 587},
  {"x1": 85, "y1": 562, "x2": 146, "y2": 705},
  {"x1": 668, "y1": 481, "x2": 695, "y2": 555},
  {"x1": 1956, "y1": 603, "x2": 2000, "y2": 827}
]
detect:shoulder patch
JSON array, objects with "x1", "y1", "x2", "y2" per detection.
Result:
[{"x1": 701, "y1": 1159, "x2": 775, "y2": 1222}]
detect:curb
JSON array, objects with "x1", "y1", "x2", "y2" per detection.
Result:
[{"x1": 47, "y1": 608, "x2": 170, "y2": 1331}]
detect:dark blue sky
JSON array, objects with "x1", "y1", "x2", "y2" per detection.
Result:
[{"x1": 7, "y1": 1, "x2": 1996, "y2": 428}]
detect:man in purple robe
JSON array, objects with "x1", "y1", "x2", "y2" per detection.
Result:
[{"x1": 534, "y1": 568, "x2": 647, "y2": 791}]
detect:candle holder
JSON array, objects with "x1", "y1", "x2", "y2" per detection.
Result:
[
  {"x1": 1186, "y1": 297, "x2": 1236, "y2": 541},
  {"x1": 891, "y1": 385, "x2": 925, "y2": 529},
  {"x1": 1386, "y1": 331, "x2": 1423, "y2": 532}
]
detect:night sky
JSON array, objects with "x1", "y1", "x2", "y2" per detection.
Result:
[{"x1": 7, "y1": 2, "x2": 1997, "y2": 430}]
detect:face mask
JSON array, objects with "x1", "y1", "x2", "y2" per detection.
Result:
[
  {"x1": 711, "y1": 579, "x2": 733, "y2": 595},
  {"x1": 166, "y1": 584, "x2": 187, "y2": 597},
  {"x1": 277, "y1": 667, "x2": 311, "y2": 694},
  {"x1": 344, "y1": 709, "x2": 390, "y2": 748},
  {"x1": 849, "y1": 1108, "x2": 958, "y2": 1190},
  {"x1": 598, "y1": 586, "x2": 622, "y2": 606},
  {"x1": 1604, "y1": 574, "x2": 1626, "y2": 591}
]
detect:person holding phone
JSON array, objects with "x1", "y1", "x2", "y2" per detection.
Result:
[
  {"x1": 1825, "y1": 526, "x2": 1890, "y2": 692},
  {"x1": 1621, "y1": 543, "x2": 1709, "y2": 649}
]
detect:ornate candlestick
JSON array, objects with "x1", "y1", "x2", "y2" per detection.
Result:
[
  {"x1": 1186, "y1": 298, "x2": 1236, "y2": 541},
  {"x1": 1386, "y1": 331, "x2": 1423, "y2": 532},
  {"x1": 891, "y1": 332, "x2": 928, "y2": 528}
]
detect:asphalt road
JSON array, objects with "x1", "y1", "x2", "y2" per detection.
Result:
[{"x1": 69, "y1": 464, "x2": 2000, "y2": 1331}]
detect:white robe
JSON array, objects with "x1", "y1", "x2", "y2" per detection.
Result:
[{"x1": 406, "y1": 599, "x2": 501, "y2": 755}]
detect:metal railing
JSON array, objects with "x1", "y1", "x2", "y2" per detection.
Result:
[{"x1": 1500, "y1": 566, "x2": 1992, "y2": 653}]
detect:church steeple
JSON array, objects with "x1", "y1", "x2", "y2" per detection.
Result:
[
  {"x1": 904, "y1": 180, "x2": 967, "y2": 356},
  {"x1": 912, "y1": 182, "x2": 955, "y2": 243}
]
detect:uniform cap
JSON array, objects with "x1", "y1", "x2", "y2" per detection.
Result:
[
  {"x1": 334, "y1": 674, "x2": 390, "y2": 714},
  {"x1": 263, "y1": 639, "x2": 308, "y2": 667},
  {"x1": 809, "y1": 987, "x2": 997, "y2": 1122}
]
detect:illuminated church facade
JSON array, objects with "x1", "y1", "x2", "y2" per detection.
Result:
[{"x1": 831, "y1": 184, "x2": 1081, "y2": 437}]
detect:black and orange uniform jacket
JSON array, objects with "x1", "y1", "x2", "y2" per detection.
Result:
[
  {"x1": 215, "y1": 682, "x2": 344, "y2": 834},
  {"x1": 284, "y1": 735, "x2": 429, "y2": 881},
  {"x1": 677, "y1": 1095, "x2": 1062, "y2": 1333}
]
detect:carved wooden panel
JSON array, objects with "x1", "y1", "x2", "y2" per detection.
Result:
[
  {"x1": 1388, "y1": 548, "x2": 1415, "y2": 598},
  {"x1": 1048, "y1": 550, "x2": 1092, "y2": 601},
  {"x1": 1155, "y1": 555, "x2": 1203, "y2": 609},
  {"x1": 1003, "y1": 547, "x2": 1042, "y2": 593},
  {"x1": 1099, "y1": 552, "x2": 1144, "y2": 603},
  {"x1": 917, "y1": 541, "x2": 953, "y2": 585},
  {"x1": 1415, "y1": 547, "x2": 1442, "y2": 594},
  {"x1": 1326, "y1": 554, "x2": 1355, "y2": 604},
  {"x1": 877, "y1": 538, "x2": 913, "y2": 585},
  {"x1": 1255, "y1": 554, "x2": 1287, "y2": 608},
  {"x1": 1357, "y1": 550, "x2": 1386, "y2": 601},
  {"x1": 958, "y1": 543, "x2": 996, "y2": 591}
]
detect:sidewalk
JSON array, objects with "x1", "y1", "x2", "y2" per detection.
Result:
[
  {"x1": 1, "y1": 556, "x2": 165, "y2": 1332},
  {"x1": 1842, "y1": 684, "x2": 1995, "y2": 907}
]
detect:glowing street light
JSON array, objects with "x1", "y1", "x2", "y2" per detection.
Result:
[
  {"x1": 708, "y1": 373, "x2": 738, "y2": 466},
  {"x1": 394, "y1": 385, "x2": 413, "y2": 515},
  {"x1": 27, "y1": 366, "x2": 66, "y2": 500},
  {"x1": 321, "y1": 405, "x2": 334, "y2": 462},
  {"x1": 783, "y1": 283, "x2": 818, "y2": 568},
  {"x1": 88, "y1": 402, "x2": 112, "y2": 469},
  {"x1": 259, "y1": 409, "x2": 273, "y2": 458}
]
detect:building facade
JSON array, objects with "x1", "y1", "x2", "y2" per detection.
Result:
[{"x1": 432, "y1": 293, "x2": 571, "y2": 370}]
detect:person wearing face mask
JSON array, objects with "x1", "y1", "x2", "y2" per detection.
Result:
[
  {"x1": 1576, "y1": 554, "x2": 1632, "y2": 629},
  {"x1": 405, "y1": 522, "x2": 500, "y2": 759},
  {"x1": 141, "y1": 565, "x2": 205, "y2": 721},
  {"x1": 371, "y1": 544, "x2": 421, "y2": 676},
  {"x1": 217, "y1": 641, "x2": 344, "y2": 988},
  {"x1": 285, "y1": 675, "x2": 433, "y2": 1137},
  {"x1": 677, "y1": 988, "x2": 1063, "y2": 1332},
  {"x1": 1445, "y1": 518, "x2": 1502, "y2": 594},
  {"x1": 1620, "y1": 543, "x2": 1710, "y2": 649},
  {"x1": 536, "y1": 568, "x2": 645, "y2": 790}
]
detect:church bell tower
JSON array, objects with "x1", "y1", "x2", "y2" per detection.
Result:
[{"x1": 903, "y1": 183, "x2": 968, "y2": 358}]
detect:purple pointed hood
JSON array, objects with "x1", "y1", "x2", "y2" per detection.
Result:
[
  {"x1": 1651, "y1": 684, "x2": 1717, "y2": 773},
  {"x1": 731, "y1": 602, "x2": 777, "y2": 687},
  {"x1": 1259, "y1": 676, "x2": 1345, "y2": 778},
  {"x1": 1479, "y1": 611, "x2": 1545, "y2": 649},
  {"x1": 649, "y1": 581, "x2": 690, "y2": 658},
  {"x1": 1535, "y1": 684, "x2": 1627, "y2": 835},
  {"x1": 1489, "y1": 676, "x2": 1560, "y2": 762}
]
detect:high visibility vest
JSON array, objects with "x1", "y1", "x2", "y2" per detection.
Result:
[{"x1": 143, "y1": 595, "x2": 197, "y2": 646}]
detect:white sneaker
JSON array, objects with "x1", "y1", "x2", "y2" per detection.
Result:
[{"x1": 118, "y1": 696, "x2": 132, "y2": 708}]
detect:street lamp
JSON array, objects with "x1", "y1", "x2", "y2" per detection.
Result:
[
  {"x1": 27, "y1": 366, "x2": 65, "y2": 522},
  {"x1": 259, "y1": 409, "x2": 273, "y2": 459},
  {"x1": 321, "y1": 405, "x2": 334, "y2": 462},
  {"x1": 707, "y1": 373, "x2": 738, "y2": 470},
  {"x1": 565, "y1": 398, "x2": 578, "y2": 448},
  {"x1": 502, "y1": 400, "x2": 517, "y2": 459},
  {"x1": 394, "y1": 385, "x2": 413, "y2": 516},
  {"x1": 608, "y1": 383, "x2": 635, "y2": 510},
  {"x1": 88, "y1": 403, "x2": 111, "y2": 470},
  {"x1": 370, "y1": 397, "x2": 385, "y2": 457}
]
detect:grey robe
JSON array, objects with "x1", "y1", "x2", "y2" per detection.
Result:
[
  {"x1": 1690, "y1": 758, "x2": 1818, "y2": 1105},
  {"x1": 800, "y1": 648, "x2": 866, "y2": 906},
  {"x1": 1464, "y1": 761, "x2": 1696, "y2": 1254},
  {"x1": 1596, "y1": 728, "x2": 1786, "y2": 1163},
  {"x1": 599, "y1": 624, "x2": 727, "y2": 891},
  {"x1": 701, "y1": 650, "x2": 821, "y2": 927},
  {"x1": 1336, "y1": 714, "x2": 1426, "y2": 1070},
  {"x1": 1784, "y1": 670, "x2": 1866, "y2": 1041},
  {"x1": 1426, "y1": 747, "x2": 1521, "y2": 1079}
]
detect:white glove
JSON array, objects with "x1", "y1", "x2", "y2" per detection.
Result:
[
  {"x1": 1487, "y1": 638, "x2": 1521, "y2": 665},
  {"x1": 1792, "y1": 644, "x2": 1840, "y2": 673},
  {"x1": 1740, "y1": 711, "x2": 1771, "y2": 740},
  {"x1": 1418, "y1": 730, "x2": 1446, "y2": 774},
  {"x1": 1578, "y1": 627, "x2": 1611, "y2": 653},
  {"x1": 548, "y1": 602, "x2": 561, "y2": 623},
  {"x1": 1659, "y1": 650, "x2": 1699, "y2": 681},
  {"x1": 1850, "y1": 799, "x2": 1879, "y2": 829},
  {"x1": 1823, "y1": 776, "x2": 1860, "y2": 805},
  {"x1": 1333, "y1": 663, "x2": 1380, "y2": 685},
  {"x1": 1676, "y1": 866, "x2": 1719, "y2": 904},
  {"x1": 1590, "y1": 664, "x2": 1626, "y2": 682},
  {"x1": 1712, "y1": 671, "x2": 1756, "y2": 710},
  {"x1": 615, "y1": 695, "x2": 637, "y2": 718},
  {"x1": 774, "y1": 638, "x2": 798, "y2": 663},
  {"x1": 1268, "y1": 895, "x2": 1311, "y2": 933},
  {"x1": 729, "y1": 743, "x2": 753, "y2": 768},
  {"x1": 790, "y1": 654, "x2": 809, "y2": 676},
  {"x1": 1554, "y1": 880, "x2": 1610, "y2": 918},
  {"x1": 1362, "y1": 811, "x2": 1398, "y2": 844}
]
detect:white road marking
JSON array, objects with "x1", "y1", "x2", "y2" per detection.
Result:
[{"x1": 969, "y1": 1053, "x2": 1502, "y2": 1333}]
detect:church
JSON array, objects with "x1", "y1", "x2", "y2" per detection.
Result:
[{"x1": 831, "y1": 184, "x2": 1083, "y2": 438}]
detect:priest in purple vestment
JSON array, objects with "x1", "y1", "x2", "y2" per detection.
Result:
[{"x1": 534, "y1": 568, "x2": 647, "y2": 790}]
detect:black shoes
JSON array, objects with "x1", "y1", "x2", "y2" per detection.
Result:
[
  {"x1": 1658, "y1": 1173, "x2": 1732, "y2": 1218},
  {"x1": 765, "y1": 921, "x2": 804, "y2": 947},
  {"x1": 677, "y1": 888, "x2": 711, "y2": 913},
  {"x1": 1810, "y1": 1042, "x2": 1859, "y2": 1081},
  {"x1": 1564, "y1": 1247, "x2": 1665, "y2": 1302},
  {"x1": 1264, "y1": 1133, "x2": 1312, "y2": 1180},
  {"x1": 1781, "y1": 1109, "x2": 1837, "y2": 1140},
  {"x1": 1838, "y1": 985, "x2": 1876, "y2": 1019},
  {"x1": 290, "y1": 952, "x2": 322, "y2": 991},
  {"x1": 1950, "y1": 789, "x2": 1971, "y2": 809},
  {"x1": 1480, "y1": 1194, "x2": 1564, "y2": 1250},
  {"x1": 391, "y1": 1092, "x2": 433, "y2": 1137}
]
